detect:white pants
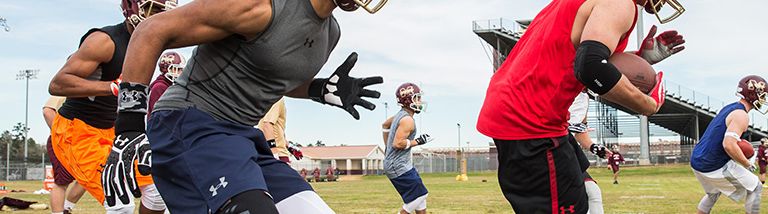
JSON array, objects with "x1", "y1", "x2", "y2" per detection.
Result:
[
  {"x1": 275, "y1": 190, "x2": 335, "y2": 214},
  {"x1": 585, "y1": 180, "x2": 603, "y2": 214},
  {"x1": 694, "y1": 160, "x2": 759, "y2": 201},
  {"x1": 402, "y1": 193, "x2": 428, "y2": 213}
]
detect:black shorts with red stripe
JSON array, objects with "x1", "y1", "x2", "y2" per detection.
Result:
[{"x1": 495, "y1": 136, "x2": 588, "y2": 214}]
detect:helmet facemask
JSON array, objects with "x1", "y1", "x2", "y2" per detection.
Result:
[
  {"x1": 753, "y1": 90, "x2": 767, "y2": 114},
  {"x1": 644, "y1": 0, "x2": 685, "y2": 24},
  {"x1": 333, "y1": 0, "x2": 388, "y2": 14},
  {"x1": 164, "y1": 63, "x2": 184, "y2": 82},
  {"x1": 409, "y1": 93, "x2": 424, "y2": 114},
  {"x1": 127, "y1": 0, "x2": 177, "y2": 28}
]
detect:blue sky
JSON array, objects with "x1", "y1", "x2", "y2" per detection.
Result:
[{"x1": 1, "y1": 0, "x2": 767, "y2": 150}]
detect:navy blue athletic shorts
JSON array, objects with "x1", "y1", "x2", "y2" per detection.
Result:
[
  {"x1": 389, "y1": 168, "x2": 428, "y2": 203},
  {"x1": 147, "y1": 107, "x2": 312, "y2": 213}
]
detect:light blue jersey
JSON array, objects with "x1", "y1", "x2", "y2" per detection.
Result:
[{"x1": 383, "y1": 109, "x2": 417, "y2": 179}]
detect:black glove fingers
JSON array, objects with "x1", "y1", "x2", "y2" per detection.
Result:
[
  {"x1": 356, "y1": 98, "x2": 376, "y2": 111},
  {"x1": 335, "y1": 52, "x2": 358, "y2": 77},
  {"x1": 346, "y1": 106, "x2": 360, "y2": 120},
  {"x1": 359, "y1": 89, "x2": 381, "y2": 98},
  {"x1": 360, "y1": 76, "x2": 384, "y2": 87}
]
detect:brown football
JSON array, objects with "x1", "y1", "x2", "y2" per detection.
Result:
[
  {"x1": 608, "y1": 53, "x2": 657, "y2": 94},
  {"x1": 739, "y1": 139, "x2": 754, "y2": 158}
]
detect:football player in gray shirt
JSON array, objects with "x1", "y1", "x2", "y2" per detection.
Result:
[{"x1": 104, "y1": 0, "x2": 387, "y2": 213}]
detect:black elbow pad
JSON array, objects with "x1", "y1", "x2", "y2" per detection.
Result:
[{"x1": 573, "y1": 40, "x2": 622, "y2": 95}]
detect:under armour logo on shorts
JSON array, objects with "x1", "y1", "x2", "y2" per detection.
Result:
[
  {"x1": 209, "y1": 176, "x2": 229, "y2": 197},
  {"x1": 559, "y1": 205, "x2": 575, "y2": 214}
]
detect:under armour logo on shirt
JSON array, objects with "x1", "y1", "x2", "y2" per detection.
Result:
[
  {"x1": 304, "y1": 38, "x2": 314, "y2": 48},
  {"x1": 209, "y1": 176, "x2": 229, "y2": 197}
]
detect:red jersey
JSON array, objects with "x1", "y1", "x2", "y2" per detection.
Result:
[
  {"x1": 758, "y1": 145, "x2": 767, "y2": 163},
  {"x1": 148, "y1": 75, "x2": 172, "y2": 119},
  {"x1": 477, "y1": 0, "x2": 637, "y2": 140},
  {"x1": 608, "y1": 152, "x2": 625, "y2": 167}
]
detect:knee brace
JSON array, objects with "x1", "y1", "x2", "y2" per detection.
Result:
[
  {"x1": 139, "y1": 184, "x2": 166, "y2": 211},
  {"x1": 574, "y1": 40, "x2": 622, "y2": 95},
  {"x1": 217, "y1": 189, "x2": 278, "y2": 214}
]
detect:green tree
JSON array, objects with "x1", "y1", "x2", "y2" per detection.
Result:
[{"x1": 314, "y1": 140, "x2": 325, "y2": 147}]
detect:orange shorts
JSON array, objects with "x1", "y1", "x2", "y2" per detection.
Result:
[{"x1": 50, "y1": 115, "x2": 153, "y2": 204}]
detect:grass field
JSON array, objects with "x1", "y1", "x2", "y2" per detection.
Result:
[{"x1": 0, "y1": 164, "x2": 766, "y2": 213}]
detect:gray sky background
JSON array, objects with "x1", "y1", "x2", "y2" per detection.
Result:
[{"x1": 1, "y1": 0, "x2": 767, "y2": 150}]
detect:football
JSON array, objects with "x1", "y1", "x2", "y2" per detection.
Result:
[
  {"x1": 738, "y1": 139, "x2": 754, "y2": 158},
  {"x1": 608, "y1": 52, "x2": 657, "y2": 94}
]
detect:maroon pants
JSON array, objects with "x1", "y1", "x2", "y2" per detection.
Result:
[{"x1": 46, "y1": 137, "x2": 75, "y2": 185}]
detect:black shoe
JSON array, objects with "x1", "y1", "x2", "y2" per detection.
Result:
[{"x1": 613, "y1": 180, "x2": 618, "y2": 184}]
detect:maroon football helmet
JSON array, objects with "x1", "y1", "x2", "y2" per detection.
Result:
[
  {"x1": 333, "y1": 0, "x2": 388, "y2": 13},
  {"x1": 157, "y1": 51, "x2": 185, "y2": 82},
  {"x1": 396, "y1": 83, "x2": 423, "y2": 113},
  {"x1": 736, "y1": 75, "x2": 767, "y2": 114},
  {"x1": 122, "y1": 0, "x2": 178, "y2": 28}
]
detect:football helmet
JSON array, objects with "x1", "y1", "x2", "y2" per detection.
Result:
[
  {"x1": 643, "y1": 0, "x2": 685, "y2": 24},
  {"x1": 396, "y1": 83, "x2": 423, "y2": 114},
  {"x1": 333, "y1": 0, "x2": 387, "y2": 14},
  {"x1": 157, "y1": 51, "x2": 185, "y2": 82},
  {"x1": 736, "y1": 75, "x2": 767, "y2": 114},
  {"x1": 122, "y1": 0, "x2": 178, "y2": 28}
]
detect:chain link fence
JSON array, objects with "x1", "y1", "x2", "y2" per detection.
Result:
[
  {"x1": 0, "y1": 161, "x2": 45, "y2": 181},
  {"x1": 412, "y1": 141, "x2": 702, "y2": 174}
]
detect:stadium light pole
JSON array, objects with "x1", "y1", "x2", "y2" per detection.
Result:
[
  {"x1": 635, "y1": 7, "x2": 651, "y2": 166},
  {"x1": 17, "y1": 69, "x2": 38, "y2": 164},
  {"x1": 0, "y1": 17, "x2": 9, "y2": 32},
  {"x1": 457, "y1": 123, "x2": 461, "y2": 150},
  {"x1": 383, "y1": 102, "x2": 388, "y2": 120}
]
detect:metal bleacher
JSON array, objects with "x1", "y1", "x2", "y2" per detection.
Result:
[{"x1": 472, "y1": 18, "x2": 768, "y2": 144}]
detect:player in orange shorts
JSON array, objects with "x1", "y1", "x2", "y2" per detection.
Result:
[{"x1": 48, "y1": 0, "x2": 176, "y2": 213}]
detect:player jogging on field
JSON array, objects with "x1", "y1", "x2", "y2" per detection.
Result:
[
  {"x1": 757, "y1": 138, "x2": 768, "y2": 187},
  {"x1": 382, "y1": 83, "x2": 432, "y2": 214},
  {"x1": 607, "y1": 146, "x2": 625, "y2": 184},
  {"x1": 107, "y1": 0, "x2": 387, "y2": 213},
  {"x1": 690, "y1": 75, "x2": 766, "y2": 214},
  {"x1": 476, "y1": 0, "x2": 685, "y2": 212},
  {"x1": 48, "y1": 1, "x2": 174, "y2": 213}
]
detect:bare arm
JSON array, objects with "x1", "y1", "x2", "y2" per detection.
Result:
[
  {"x1": 286, "y1": 80, "x2": 311, "y2": 99},
  {"x1": 259, "y1": 121, "x2": 276, "y2": 141},
  {"x1": 121, "y1": 0, "x2": 272, "y2": 84},
  {"x1": 722, "y1": 110, "x2": 751, "y2": 167},
  {"x1": 392, "y1": 116, "x2": 417, "y2": 150},
  {"x1": 581, "y1": 0, "x2": 658, "y2": 115},
  {"x1": 381, "y1": 116, "x2": 393, "y2": 146},
  {"x1": 49, "y1": 32, "x2": 114, "y2": 97},
  {"x1": 43, "y1": 107, "x2": 57, "y2": 129}
]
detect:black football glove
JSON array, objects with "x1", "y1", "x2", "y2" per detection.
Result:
[
  {"x1": 309, "y1": 52, "x2": 383, "y2": 120},
  {"x1": 590, "y1": 143, "x2": 608, "y2": 159},
  {"x1": 415, "y1": 134, "x2": 433, "y2": 145},
  {"x1": 103, "y1": 82, "x2": 150, "y2": 210},
  {"x1": 102, "y1": 131, "x2": 143, "y2": 209}
]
